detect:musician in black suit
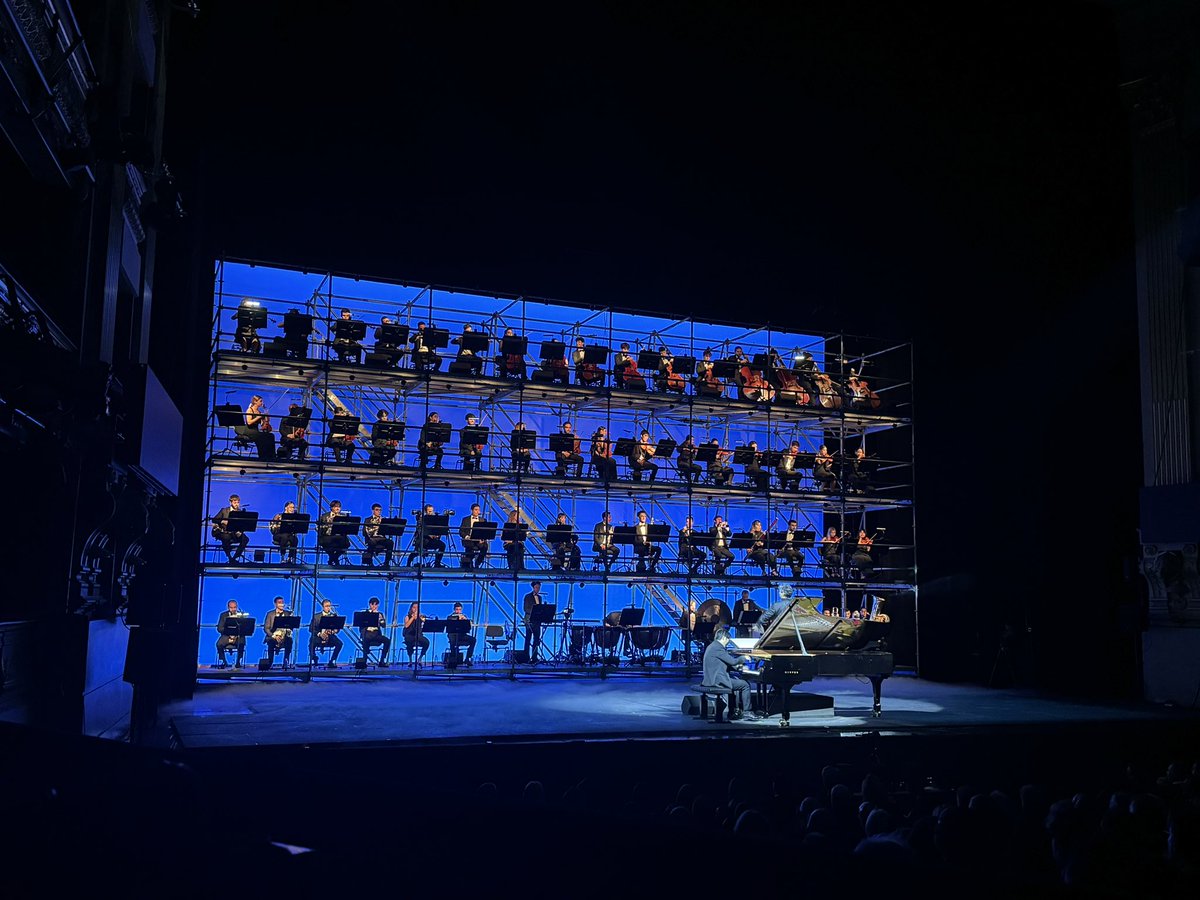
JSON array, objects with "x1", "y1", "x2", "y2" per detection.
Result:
[
  {"x1": 744, "y1": 440, "x2": 769, "y2": 492},
  {"x1": 779, "y1": 519, "x2": 804, "y2": 579},
  {"x1": 269, "y1": 500, "x2": 299, "y2": 563},
  {"x1": 459, "y1": 503, "x2": 488, "y2": 570},
  {"x1": 511, "y1": 420, "x2": 533, "y2": 474},
  {"x1": 706, "y1": 438, "x2": 734, "y2": 487},
  {"x1": 459, "y1": 413, "x2": 484, "y2": 472},
  {"x1": 702, "y1": 627, "x2": 754, "y2": 719},
  {"x1": 710, "y1": 515, "x2": 734, "y2": 576},
  {"x1": 849, "y1": 446, "x2": 873, "y2": 494},
  {"x1": 308, "y1": 598, "x2": 343, "y2": 668},
  {"x1": 554, "y1": 421, "x2": 584, "y2": 478},
  {"x1": 678, "y1": 515, "x2": 705, "y2": 575},
  {"x1": 263, "y1": 595, "x2": 293, "y2": 668},
  {"x1": 522, "y1": 581, "x2": 546, "y2": 663},
  {"x1": 733, "y1": 590, "x2": 763, "y2": 638},
  {"x1": 776, "y1": 441, "x2": 803, "y2": 492},
  {"x1": 373, "y1": 315, "x2": 403, "y2": 367},
  {"x1": 362, "y1": 503, "x2": 394, "y2": 567},
  {"x1": 231, "y1": 299, "x2": 261, "y2": 353},
  {"x1": 368, "y1": 409, "x2": 399, "y2": 466},
  {"x1": 332, "y1": 308, "x2": 363, "y2": 363},
  {"x1": 211, "y1": 493, "x2": 250, "y2": 562},
  {"x1": 746, "y1": 519, "x2": 778, "y2": 576},
  {"x1": 592, "y1": 511, "x2": 619, "y2": 571},
  {"x1": 405, "y1": 503, "x2": 446, "y2": 567},
  {"x1": 215, "y1": 599, "x2": 247, "y2": 667},
  {"x1": 549, "y1": 512, "x2": 581, "y2": 572},
  {"x1": 629, "y1": 430, "x2": 659, "y2": 483},
  {"x1": 590, "y1": 426, "x2": 618, "y2": 482},
  {"x1": 813, "y1": 444, "x2": 838, "y2": 492},
  {"x1": 276, "y1": 403, "x2": 309, "y2": 461},
  {"x1": 360, "y1": 596, "x2": 391, "y2": 666},
  {"x1": 418, "y1": 412, "x2": 445, "y2": 470},
  {"x1": 447, "y1": 601, "x2": 477, "y2": 664},
  {"x1": 632, "y1": 509, "x2": 661, "y2": 574},
  {"x1": 502, "y1": 510, "x2": 525, "y2": 571},
  {"x1": 327, "y1": 405, "x2": 356, "y2": 464},
  {"x1": 317, "y1": 499, "x2": 350, "y2": 566},
  {"x1": 676, "y1": 434, "x2": 702, "y2": 486},
  {"x1": 412, "y1": 321, "x2": 440, "y2": 371}
]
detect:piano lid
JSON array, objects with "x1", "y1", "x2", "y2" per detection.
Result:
[{"x1": 755, "y1": 598, "x2": 884, "y2": 653}]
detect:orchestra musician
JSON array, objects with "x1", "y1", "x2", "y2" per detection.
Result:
[
  {"x1": 728, "y1": 346, "x2": 750, "y2": 392},
  {"x1": 402, "y1": 601, "x2": 429, "y2": 665},
  {"x1": 411, "y1": 321, "x2": 441, "y2": 371},
  {"x1": 592, "y1": 511, "x2": 619, "y2": 571},
  {"x1": 331, "y1": 308, "x2": 364, "y2": 363},
  {"x1": 743, "y1": 440, "x2": 769, "y2": 492},
  {"x1": 368, "y1": 409, "x2": 399, "y2": 466},
  {"x1": 851, "y1": 528, "x2": 875, "y2": 578},
  {"x1": 549, "y1": 512, "x2": 581, "y2": 572},
  {"x1": 632, "y1": 509, "x2": 662, "y2": 574},
  {"x1": 696, "y1": 348, "x2": 724, "y2": 397},
  {"x1": 448, "y1": 601, "x2": 477, "y2": 664},
  {"x1": 263, "y1": 595, "x2": 294, "y2": 668},
  {"x1": 706, "y1": 438, "x2": 734, "y2": 487},
  {"x1": 450, "y1": 324, "x2": 484, "y2": 376},
  {"x1": 317, "y1": 499, "x2": 351, "y2": 566},
  {"x1": 554, "y1": 421, "x2": 584, "y2": 478},
  {"x1": 741, "y1": 361, "x2": 776, "y2": 403},
  {"x1": 590, "y1": 426, "x2": 618, "y2": 483},
  {"x1": 276, "y1": 403, "x2": 309, "y2": 461},
  {"x1": 613, "y1": 342, "x2": 644, "y2": 390},
  {"x1": 458, "y1": 503, "x2": 488, "y2": 570},
  {"x1": 211, "y1": 493, "x2": 250, "y2": 562},
  {"x1": 327, "y1": 405, "x2": 356, "y2": 464},
  {"x1": 820, "y1": 526, "x2": 842, "y2": 577},
  {"x1": 793, "y1": 349, "x2": 820, "y2": 401},
  {"x1": 362, "y1": 502, "x2": 394, "y2": 568},
  {"x1": 656, "y1": 347, "x2": 686, "y2": 394},
  {"x1": 360, "y1": 596, "x2": 391, "y2": 667},
  {"x1": 678, "y1": 515, "x2": 705, "y2": 575},
  {"x1": 849, "y1": 445, "x2": 872, "y2": 494},
  {"x1": 676, "y1": 434, "x2": 702, "y2": 486},
  {"x1": 629, "y1": 429, "x2": 658, "y2": 483},
  {"x1": 703, "y1": 626, "x2": 756, "y2": 720},
  {"x1": 231, "y1": 299, "x2": 262, "y2": 353},
  {"x1": 418, "y1": 411, "x2": 445, "y2": 470},
  {"x1": 270, "y1": 500, "x2": 299, "y2": 564},
  {"x1": 535, "y1": 345, "x2": 570, "y2": 385},
  {"x1": 497, "y1": 327, "x2": 526, "y2": 380},
  {"x1": 573, "y1": 337, "x2": 603, "y2": 387},
  {"x1": 373, "y1": 315, "x2": 404, "y2": 367},
  {"x1": 280, "y1": 308, "x2": 317, "y2": 360},
  {"x1": 522, "y1": 581, "x2": 546, "y2": 664},
  {"x1": 746, "y1": 519, "x2": 779, "y2": 577},
  {"x1": 502, "y1": 510, "x2": 525, "y2": 571},
  {"x1": 510, "y1": 420, "x2": 533, "y2": 475},
  {"x1": 237, "y1": 394, "x2": 276, "y2": 460},
  {"x1": 215, "y1": 599, "x2": 247, "y2": 668},
  {"x1": 679, "y1": 598, "x2": 706, "y2": 658},
  {"x1": 710, "y1": 515, "x2": 734, "y2": 576},
  {"x1": 733, "y1": 590, "x2": 763, "y2": 638},
  {"x1": 459, "y1": 412, "x2": 485, "y2": 473},
  {"x1": 813, "y1": 444, "x2": 838, "y2": 492},
  {"x1": 776, "y1": 440, "x2": 803, "y2": 492},
  {"x1": 405, "y1": 503, "x2": 446, "y2": 567},
  {"x1": 308, "y1": 598, "x2": 343, "y2": 668},
  {"x1": 779, "y1": 519, "x2": 804, "y2": 579}
]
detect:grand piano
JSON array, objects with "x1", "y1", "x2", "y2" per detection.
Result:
[{"x1": 733, "y1": 597, "x2": 894, "y2": 726}]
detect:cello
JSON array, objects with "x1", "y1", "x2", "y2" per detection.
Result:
[
  {"x1": 814, "y1": 372, "x2": 842, "y2": 409},
  {"x1": 663, "y1": 356, "x2": 685, "y2": 393},
  {"x1": 621, "y1": 352, "x2": 646, "y2": 391},
  {"x1": 742, "y1": 365, "x2": 776, "y2": 403}
]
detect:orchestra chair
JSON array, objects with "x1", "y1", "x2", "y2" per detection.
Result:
[
  {"x1": 355, "y1": 642, "x2": 391, "y2": 670},
  {"x1": 309, "y1": 642, "x2": 340, "y2": 670},
  {"x1": 483, "y1": 625, "x2": 507, "y2": 661},
  {"x1": 229, "y1": 432, "x2": 256, "y2": 456}
]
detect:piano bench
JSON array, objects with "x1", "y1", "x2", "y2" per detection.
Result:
[{"x1": 688, "y1": 684, "x2": 739, "y2": 724}]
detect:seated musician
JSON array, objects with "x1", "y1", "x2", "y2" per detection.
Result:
[
  {"x1": 263, "y1": 595, "x2": 294, "y2": 668},
  {"x1": 633, "y1": 509, "x2": 662, "y2": 574},
  {"x1": 820, "y1": 526, "x2": 842, "y2": 577},
  {"x1": 510, "y1": 420, "x2": 533, "y2": 474},
  {"x1": 776, "y1": 440, "x2": 803, "y2": 492},
  {"x1": 706, "y1": 438, "x2": 734, "y2": 487},
  {"x1": 654, "y1": 347, "x2": 675, "y2": 393},
  {"x1": 549, "y1": 512, "x2": 581, "y2": 572},
  {"x1": 459, "y1": 412, "x2": 485, "y2": 472},
  {"x1": 629, "y1": 430, "x2": 659, "y2": 483},
  {"x1": 405, "y1": 503, "x2": 446, "y2": 567},
  {"x1": 276, "y1": 403, "x2": 309, "y2": 461},
  {"x1": 449, "y1": 324, "x2": 484, "y2": 376},
  {"x1": 360, "y1": 596, "x2": 391, "y2": 667},
  {"x1": 746, "y1": 519, "x2": 779, "y2": 577},
  {"x1": 743, "y1": 440, "x2": 769, "y2": 492},
  {"x1": 402, "y1": 601, "x2": 429, "y2": 664},
  {"x1": 502, "y1": 510, "x2": 525, "y2": 571},
  {"x1": 328, "y1": 405, "x2": 356, "y2": 464},
  {"x1": 851, "y1": 528, "x2": 875, "y2": 578},
  {"x1": 280, "y1": 308, "x2": 316, "y2": 359},
  {"x1": 411, "y1": 321, "x2": 441, "y2": 371},
  {"x1": 447, "y1": 601, "x2": 477, "y2": 665},
  {"x1": 710, "y1": 514, "x2": 734, "y2": 576},
  {"x1": 332, "y1": 308, "x2": 364, "y2": 363},
  {"x1": 849, "y1": 446, "x2": 872, "y2": 494},
  {"x1": 676, "y1": 434, "x2": 702, "y2": 486},
  {"x1": 573, "y1": 337, "x2": 604, "y2": 387},
  {"x1": 458, "y1": 503, "x2": 488, "y2": 570},
  {"x1": 733, "y1": 590, "x2": 763, "y2": 638},
  {"x1": 813, "y1": 444, "x2": 838, "y2": 492},
  {"x1": 554, "y1": 421, "x2": 584, "y2": 478},
  {"x1": 211, "y1": 493, "x2": 250, "y2": 562},
  {"x1": 231, "y1": 299, "x2": 261, "y2": 353},
  {"x1": 368, "y1": 409, "x2": 399, "y2": 466},
  {"x1": 372, "y1": 315, "x2": 404, "y2": 367},
  {"x1": 703, "y1": 627, "x2": 758, "y2": 720},
  {"x1": 237, "y1": 394, "x2": 276, "y2": 460},
  {"x1": 534, "y1": 348, "x2": 569, "y2": 385},
  {"x1": 270, "y1": 500, "x2": 299, "y2": 564},
  {"x1": 308, "y1": 598, "x2": 343, "y2": 668},
  {"x1": 779, "y1": 519, "x2": 804, "y2": 579},
  {"x1": 590, "y1": 426, "x2": 618, "y2": 483},
  {"x1": 496, "y1": 327, "x2": 526, "y2": 380},
  {"x1": 728, "y1": 346, "x2": 750, "y2": 392},
  {"x1": 678, "y1": 515, "x2": 705, "y2": 575},
  {"x1": 215, "y1": 599, "x2": 247, "y2": 668},
  {"x1": 362, "y1": 502, "x2": 394, "y2": 567},
  {"x1": 592, "y1": 510, "x2": 619, "y2": 571},
  {"x1": 317, "y1": 499, "x2": 351, "y2": 566},
  {"x1": 613, "y1": 342, "x2": 644, "y2": 389},
  {"x1": 418, "y1": 411, "x2": 445, "y2": 470}
]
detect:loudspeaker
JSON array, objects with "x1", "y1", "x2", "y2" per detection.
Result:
[
  {"x1": 681, "y1": 695, "x2": 701, "y2": 715},
  {"x1": 505, "y1": 649, "x2": 530, "y2": 664},
  {"x1": 258, "y1": 658, "x2": 272, "y2": 671}
]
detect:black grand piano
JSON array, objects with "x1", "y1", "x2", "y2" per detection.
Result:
[{"x1": 734, "y1": 597, "x2": 894, "y2": 726}]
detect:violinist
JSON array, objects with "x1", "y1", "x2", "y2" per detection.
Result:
[
  {"x1": 211, "y1": 493, "x2": 249, "y2": 562},
  {"x1": 231, "y1": 299, "x2": 262, "y2": 353},
  {"x1": 676, "y1": 434, "x2": 702, "y2": 486},
  {"x1": 746, "y1": 519, "x2": 779, "y2": 577},
  {"x1": 263, "y1": 595, "x2": 294, "y2": 668},
  {"x1": 317, "y1": 498, "x2": 350, "y2": 566},
  {"x1": 418, "y1": 411, "x2": 445, "y2": 470},
  {"x1": 549, "y1": 511, "x2": 581, "y2": 572},
  {"x1": 238, "y1": 394, "x2": 276, "y2": 460},
  {"x1": 403, "y1": 601, "x2": 430, "y2": 664},
  {"x1": 776, "y1": 440, "x2": 803, "y2": 492},
  {"x1": 308, "y1": 598, "x2": 343, "y2": 668},
  {"x1": 270, "y1": 500, "x2": 299, "y2": 564},
  {"x1": 411, "y1": 322, "x2": 441, "y2": 372},
  {"x1": 814, "y1": 444, "x2": 838, "y2": 492},
  {"x1": 820, "y1": 526, "x2": 842, "y2": 577},
  {"x1": 497, "y1": 327, "x2": 526, "y2": 380},
  {"x1": 368, "y1": 409, "x2": 399, "y2": 466},
  {"x1": 710, "y1": 515, "x2": 734, "y2": 576},
  {"x1": 554, "y1": 421, "x2": 584, "y2": 478},
  {"x1": 573, "y1": 337, "x2": 603, "y2": 387},
  {"x1": 614, "y1": 342, "x2": 645, "y2": 390},
  {"x1": 592, "y1": 510, "x2": 619, "y2": 571},
  {"x1": 629, "y1": 429, "x2": 658, "y2": 483},
  {"x1": 590, "y1": 426, "x2": 618, "y2": 483},
  {"x1": 849, "y1": 445, "x2": 873, "y2": 494},
  {"x1": 276, "y1": 403, "x2": 309, "y2": 461},
  {"x1": 743, "y1": 440, "x2": 769, "y2": 492},
  {"x1": 328, "y1": 405, "x2": 357, "y2": 465},
  {"x1": 458, "y1": 503, "x2": 488, "y2": 570},
  {"x1": 678, "y1": 515, "x2": 706, "y2": 575},
  {"x1": 459, "y1": 412, "x2": 485, "y2": 473},
  {"x1": 706, "y1": 438, "x2": 734, "y2": 487},
  {"x1": 332, "y1": 308, "x2": 363, "y2": 364},
  {"x1": 502, "y1": 510, "x2": 525, "y2": 571},
  {"x1": 510, "y1": 420, "x2": 533, "y2": 475},
  {"x1": 780, "y1": 519, "x2": 803, "y2": 579},
  {"x1": 362, "y1": 502, "x2": 394, "y2": 568},
  {"x1": 360, "y1": 596, "x2": 391, "y2": 667},
  {"x1": 404, "y1": 503, "x2": 446, "y2": 567},
  {"x1": 450, "y1": 324, "x2": 484, "y2": 376},
  {"x1": 851, "y1": 528, "x2": 875, "y2": 578}
]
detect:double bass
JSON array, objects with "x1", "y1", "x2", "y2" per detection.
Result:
[
  {"x1": 849, "y1": 376, "x2": 882, "y2": 410},
  {"x1": 741, "y1": 364, "x2": 776, "y2": 403},
  {"x1": 774, "y1": 365, "x2": 810, "y2": 406},
  {"x1": 813, "y1": 372, "x2": 842, "y2": 409}
]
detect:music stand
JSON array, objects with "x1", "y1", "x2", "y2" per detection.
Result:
[
  {"x1": 548, "y1": 433, "x2": 578, "y2": 454},
  {"x1": 695, "y1": 444, "x2": 719, "y2": 464},
  {"x1": 761, "y1": 450, "x2": 783, "y2": 468},
  {"x1": 750, "y1": 353, "x2": 770, "y2": 371},
  {"x1": 581, "y1": 344, "x2": 608, "y2": 364},
  {"x1": 653, "y1": 438, "x2": 676, "y2": 459},
  {"x1": 529, "y1": 604, "x2": 557, "y2": 625},
  {"x1": 421, "y1": 618, "x2": 448, "y2": 635},
  {"x1": 500, "y1": 335, "x2": 528, "y2": 356},
  {"x1": 692, "y1": 621, "x2": 717, "y2": 643},
  {"x1": 423, "y1": 422, "x2": 453, "y2": 444},
  {"x1": 461, "y1": 425, "x2": 490, "y2": 446},
  {"x1": 734, "y1": 607, "x2": 762, "y2": 626},
  {"x1": 333, "y1": 319, "x2": 367, "y2": 342},
  {"x1": 225, "y1": 617, "x2": 256, "y2": 637},
  {"x1": 331, "y1": 514, "x2": 361, "y2": 535},
  {"x1": 214, "y1": 404, "x2": 245, "y2": 427},
  {"x1": 613, "y1": 525, "x2": 636, "y2": 547},
  {"x1": 330, "y1": 415, "x2": 361, "y2": 436},
  {"x1": 545, "y1": 524, "x2": 574, "y2": 545},
  {"x1": 280, "y1": 407, "x2": 312, "y2": 434},
  {"x1": 225, "y1": 510, "x2": 260, "y2": 533},
  {"x1": 711, "y1": 360, "x2": 738, "y2": 380},
  {"x1": 444, "y1": 617, "x2": 472, "y2": 667},
  {"x1": 421, "y1": 514, "x2": 451, "y2": 536},
  {"x1": 352, "y1": 611, "x2": 381, "y2": 628},
  {"x1": 671, "y1": 356, "x2": 696, "y2": 376},
  {"x1": 539, "y1": 340, "x2": 566, "y2": 360},
  {"x1": 459, "y1": 330, "x2": 491, "y2": 352},
  {"x1": 379, "y1": 517, "x2": 408, "y2": 537},
  {"x1": 730, "y1": 531, "x2": 756, "y2": 550},
  {"x1": 377, "y1": 323, "x2": 409, "y2": 346},
  {"x1": 500, "y1": 522, "x2": 529, "y2": 543},
  {"x1": 282, "y1": 311, "x2": 314, "y2": 338},
  {"x1": 236, "y1": 306, "x2": 267, "y2": 328},
  {"x1": 648, "y1": 524, "x2": 671, "y2": 543},
  {"x1": 372, "y1": 422, "x2": 406, "y2": 443},
  {"x1": 510, "y1": 429, "x2": 536, "y2": 450},
  {"x1": 276, "y1": 512, "x2": 310, "y2": 534},
  {"x1": 614, "y1": 437, "x2": 636, "y2": 458},
  {"x1": 423, "y1": 327, "x2": 451, "y2": 349},
  {"x1": 469, "y1": 521, "x2": 498, "y2": 541},
  {"x1": 637, "y1": 350, "x2": 661, "y2": 371},
  {"x1": 316, "y1": 615, "x2": 346, "y2": 631},
  {"x1": 617, "y1": 607, "x2": 645, "y2": 627},
  {"x1": 732, "y1": 446, "x2": 756, "y2": 465},
  {"x1": 272, "y1": 615, "x2": 301, "y2": 630}
]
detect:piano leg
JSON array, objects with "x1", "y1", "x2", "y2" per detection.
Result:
[{"x1": 869, "y1": 675, "x2": 884, "y2": 717}]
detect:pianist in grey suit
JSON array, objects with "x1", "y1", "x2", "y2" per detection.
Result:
[{"x1": 702, "y1": 627, "x2": 752, "y2": 719}]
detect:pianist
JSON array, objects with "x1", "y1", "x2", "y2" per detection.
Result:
[{"x1": 703, "y1": 627, "x2": 758, "y2": 720}]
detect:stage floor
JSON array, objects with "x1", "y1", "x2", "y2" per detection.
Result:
[{"x1": 164, "y1": 672, "x2": 1190, "y2": 750}]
